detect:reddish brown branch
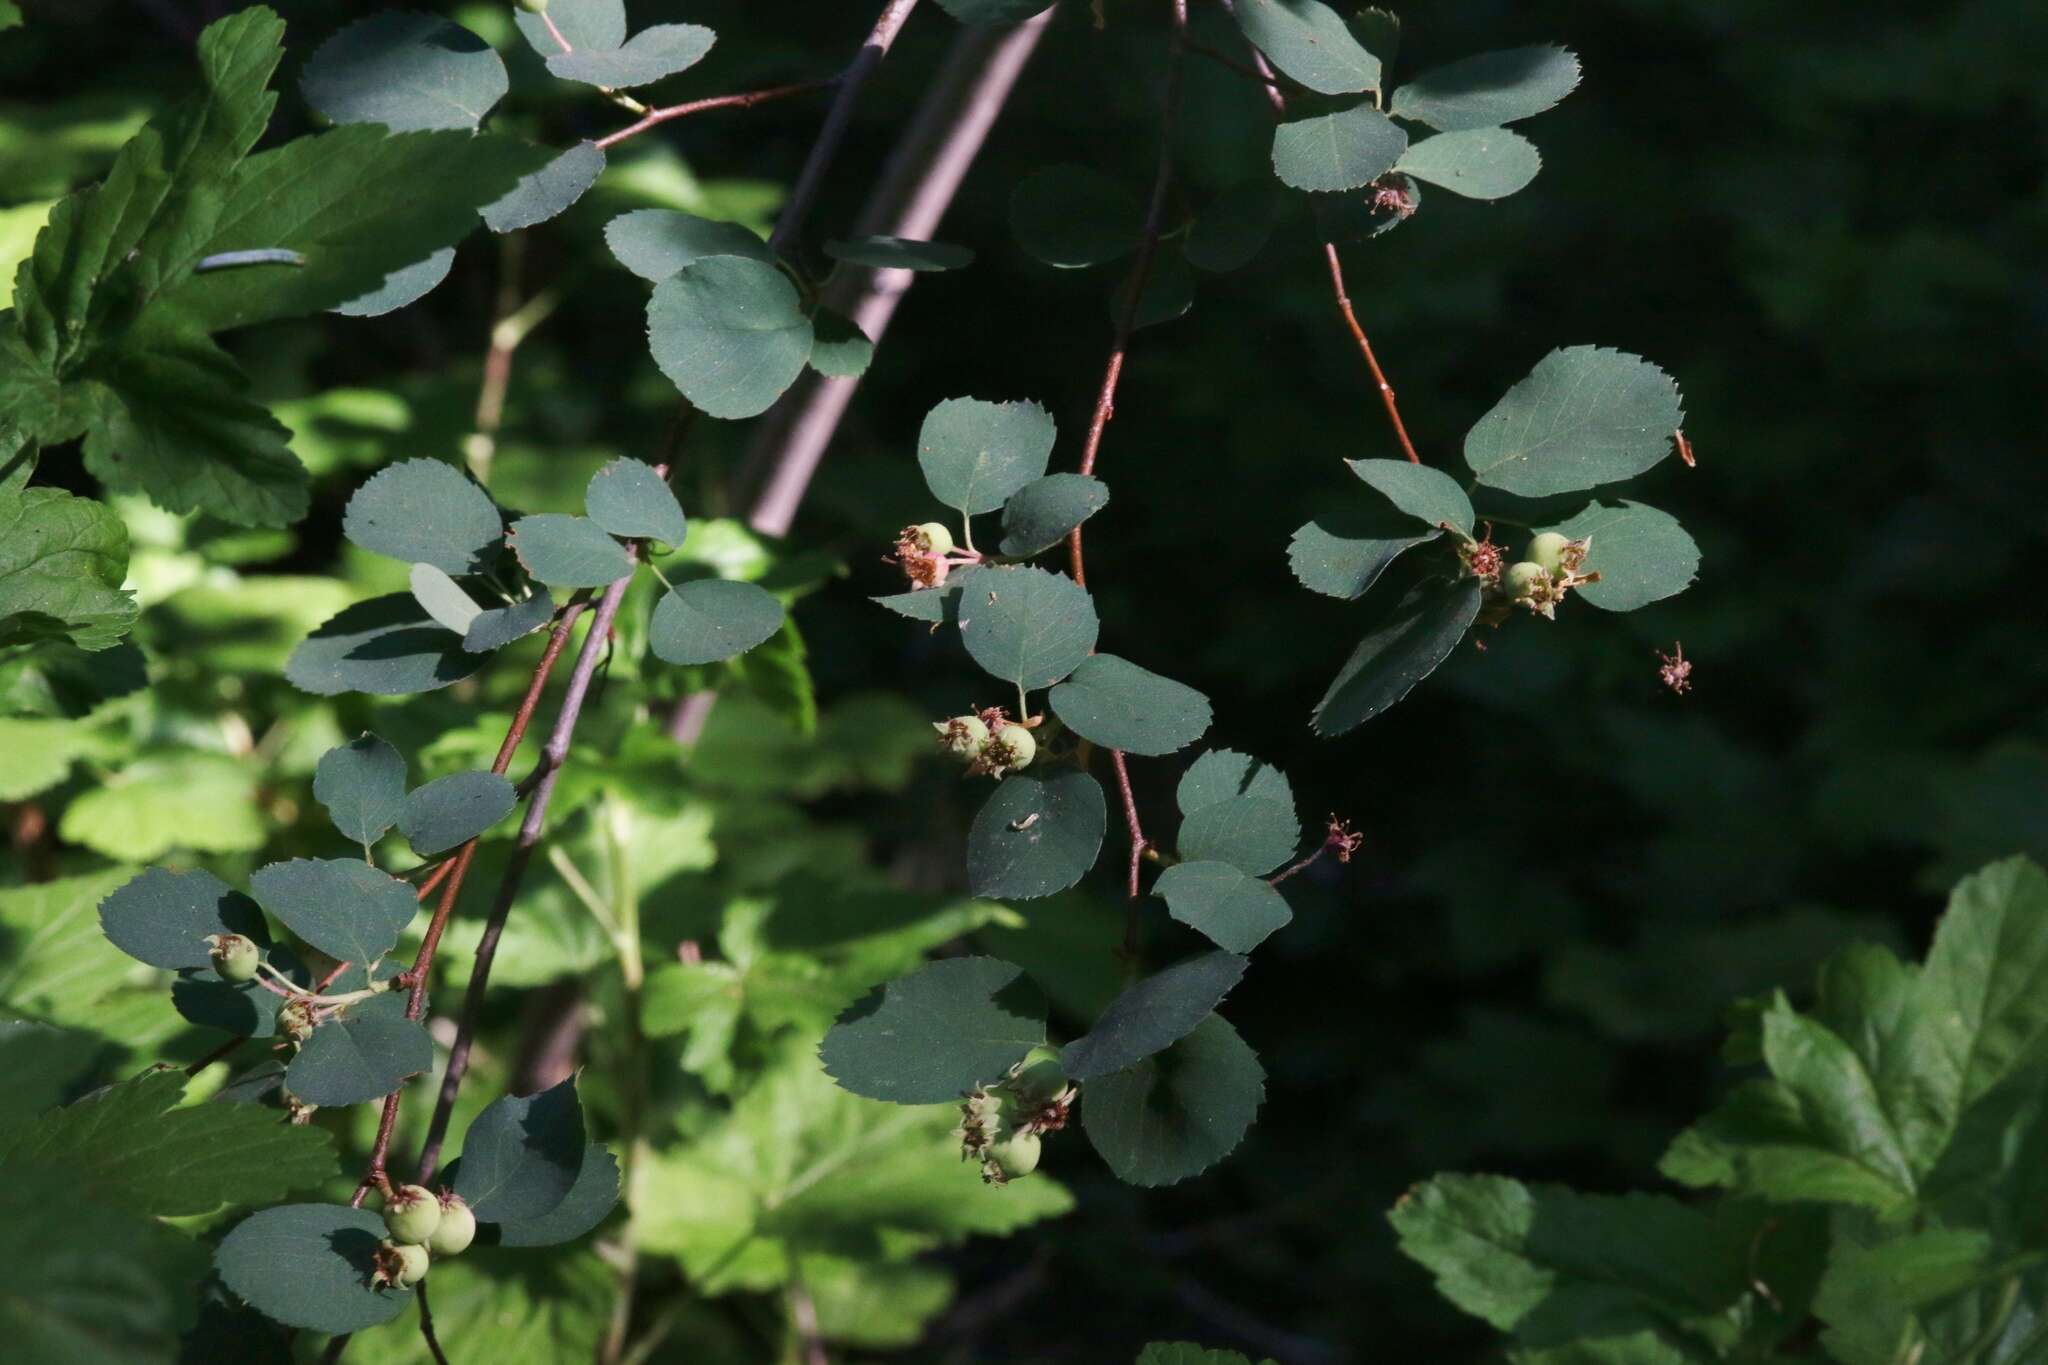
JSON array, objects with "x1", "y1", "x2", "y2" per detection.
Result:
[{"x1": 593, "y1": 80, "x2": 835, "y2": 152}]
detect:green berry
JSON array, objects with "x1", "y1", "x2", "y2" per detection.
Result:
[
  {"x1": 376, "y1": 1238, "x2": 430, "y2": 1289},
  {"x1": 984, "y1": 1130, "x2": 1041, "y2": 1184},
  {"x1": 382, "y1": 1184, "x2": 442, "y2": 1244},
  {"x1": 515, "y1": 0, "x2": 549, "y2": 15},
  {"x1": 207, "y1": 932, "x2": 260, "y2": 983},
  {"x1": 912, "y1": 521, "x2": 955, "y2": 557},
  {"x1": 1502, "y1": 561, "x2": 1549, "y2": 602},
  {"x1": 934, "y1": 714, "x2": 991, "y2": 761},
  {"x1": 981, "y1": 725, "x2": 1035, "y2": 777},
  {"x1": 427, "y1": 1192, "x2": 476, "y2": 1257},
  {"x1": 1526, "y1": 532, "x2": 1571, "y2": 577},
  {"x1": 1005, "y1": 1045, "x2": 1067, "y2": 1105}
]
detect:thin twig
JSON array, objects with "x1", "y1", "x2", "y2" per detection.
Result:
[
  {"x1": 412, "y1": 568, "x2": 635, "y2": 1185},
  {"x1": 593, "y1": 81, "x2": 835, "y2": 152},
  {"x1": 416, "y1": 1280, "x2": 450, "y2": 1365},
  {"x1": 183, "y1": 1034, "x2": 245, "y2": 1077},
  {"x1": 1225, "y1": 9, "x2": 1423, "y2": 463},
  {"x1": 1067, "y1": 3, "x2": 1189, "y2": 961},
  {"x1": 768, "y1": 0, "x2": 925, "y2": 254}
]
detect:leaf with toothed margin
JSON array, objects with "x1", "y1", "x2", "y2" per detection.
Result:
[
  {"x1": 1153, "y1": 860, "x2": 1293, "y2": 953},
  {"x1": 508, "y1": 513, "x2": 632, "y2": 589},
  {"x1": 1395, "y1": 128, "x2": 1542, "y2": 200},
  {"x1": 482, "y1": 141, "x2": 606, "y2": 233},
  {"x1": 955, "y1": 564, "x2": 1097, "y2": 691},
  {"x1": 464, "y1": 591, "x2": 556, "y2": 653},
  {"x1": 249, "y1": 857, "x2": 418, "y2": 964},
  {"x1": 820, "y1": 957, "x2": 1047, "y2": 1104},
  {"x1": 1311, "y1": 577, "x2": 1481, "y2": 735},
  {"x1": 647, "y1": 579, "x2": 785, "y2": 665},
  {"x1": 1061, "y1": 951, "x2": 1249, "y2": 1080},
  {"x1": 342, "y1": 459, "x2": 503, "y2": 576},
  {"x1": 1272, "y1": 104, "x2": 1407, "y2": 193},
  {"x1": 300, "y1": 11, "x2": 508, "y2": 133},
  {"x1": 285, "y1": 1001, "x2": 433, "y2": 1106},
  {"x1": 214, "y1": 1204, "x2": 412, "y2": 1334},
  {"x1": 998, "y1": 474, "x2": 1108, "y2": 557},
  {"x1": 331, "y1": 246, "x2": 454, "y2": 318},
  {"x1": 1234, "y1": 0, "x2": 1382, "y2": 95},
  {"x1": 1288, "y1": 506, "x2": 1438, "y2": 601},
  {"x1": 1175, "y1": 748, "x2": 1301, "y2": 876},
  {"x1": 1538, "y1": 500, "x2": 1700, "y2": 611},
  {"x1": 1390, "y1": 45, "x2": 1582, "y2": 131},
  {"x1": 647, "y1": 254, "x2": 813, "y2": 419},
  {"x1": 917, "y1": 397, "x2": 1058, "y2": 517},
  {"x1": 286, "y1": 593, "x2": 486, "y2": 696},
  {"x1": 454, "y1": 1078, "x2": 589, "y2": 1223},
  {"x1": 585, "y1": 458, "x2": 686, "y2": 546},
  {"x1": 1049, "y1": 654, "x2": 1211, "y2": 756},
  {"x1": 98, "y1": 866, "x2": 269, "y2": 970},
  {"x1": 399, "y1": 770, "x2": 517, "y2": 855},
  {"x1": 1084, "y1": 1014, "x2": 1264, "y2": 1187},
  {"x1": 1464, "y1": 346, "x2": 1686, "y2": 496}
]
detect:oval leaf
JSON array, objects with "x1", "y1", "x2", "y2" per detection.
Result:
[
  {"x1": 1010, "y1": 165, "x2": 1142, "y2": 269},
  {"x1": 1082, "y1": 1013, "x2": 1264, "y2": 1187},
  {"x1": 332, "y1": 247, "x2": 454, "y2": 318},
  {"x1": 967, "y1": 771, "x2": 1108, "y2": 900},
  {"x1": 1395, "y1": 127, "x2": 1542, "y2": 200},
  {"x1": 1061, "y1": 950, "x2": 1249, "y2": 1080},
  {"x1": 586, "y1": 458, "x2": 687, "y2": 546},
  {"x1": 605, "y1": 209, "x2": 772, "y2": 280},
  {"x1": 1464, "y1": 346, "x2": 1686, "y2": 496},
  {"x1": 1178, "y1": 748, "x2": 1294, "y2": 814},
  {"x1": 250, "y1": 858, "x2": 418, "y2": 964},
  {"x1": 481, "y1": 140, "x2": 606, "y2": 233},
  {"x1": 820, "y1": 957, "x2": 1048, "y2": 1104},
  {"x1": 301, "y1": 11, "x2": 507, "y2": 133},
  {"x1": 955, "y1": 565, "x2": 1098, "y2": 691},
  {"x1": 1154, "y1": 860, "x2": 1294, "y2": 953},
  {"x1": 1311, "y1": 576, "x2": 1482, "y2": 735},
  {"x1": 285, "y1": 1002, "x2": 433, "y2": 1106},
  {"x1": 1390, "y1": 44, "x2": 1582, "y2": 131},
  {"x1": 508, "y1": 513, "x2": 632, "y2": 588},
  {"x1": 1234, "y1": 0, "x2": 1382, "y2": 95},
  {"x1": 647, "y1": 578, "x2": 785, "y2": 665},
  {"x1": 215, "y1": 1205, "x2": 411, "y2": 1334},
  {"x1": 1049, "y1": 653, "x2": 1211, "y2": 756},
  {"x1": 546, "y1": 24, "x2": 715, "y2": 89},
  {"x1": 494, "y1": 1143, "x2": 621, "y2": 1246},
  {"x1": 647, "y1": 254, "x2": 814, "y2": 419},
  {"x1": 1288, "y1": 507, "x2": 1438, "y2": 600},
  {"x1": 99, "y1": 867, "x2": 269, "y2": 970},
  {"x1": 343, "y1": 459, "x2": 502, "y2": 576},
  {"x1": 286, "y1": 593, "x2": 487, "y2": 696},
  {"x1": 824, "y1": 235, "x2": 975, "y2": 271},
  {"x1": 314, "y1": 733, "x2": 408, "y2": 847},
  {"x1": 917, "y1": 397, "x2": 1058, "y2": 517},
  {"x1": 1349, "y1": 458, "x2": 1474, "y2": 534},
  {"x1": 464, "y1": 591, "x2": 556, "y2": 653},
  {"x1": 1272, "y1": 104, "x2": 1408, "y2": 193},
  {"x1": 408, "y1": 562, "x2": 482, "y2": 635},
  {"x1": 399, "y1": 770, "x2": 517, "y2": 856},
  {"x1": 1540, "y1": 499, "x2": 1699, "y2": 611},
  {"x1": 998, "y1": 473, "x2": 1109, "y2": 557},
  {"x1": 808, "y1": 308, "x2": 874, "y2": 378},
  {"x1": 454, "y1": 1077, "x2": 588, "y2": 1223}
]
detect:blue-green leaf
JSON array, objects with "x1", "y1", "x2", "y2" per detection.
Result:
[
  {"x1": 314, "y1": 733, "x2": 407, "y2": 846},
  {"x1": 820, "y1": 957, "x2": 1047, "y2": 1104},
  {"x1": 400, "y1": 770, "x2": 517, "y2": 855},
  {"x1": 300, "y1": 11, "x2": 507, "y2": 133},
  {"x1": 249, "y1": 857, "x2": 417, "y2": 964},
  {"x1": 967, "y1": 771, "x2": 1107, "y2": 900}
]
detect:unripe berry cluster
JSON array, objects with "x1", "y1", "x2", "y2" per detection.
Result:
[
  {"x1": 889, "y1": 522, "x2": 981, "y2": 590},
  {"x1": 372, "y1": 1186, "x2": 476, "y2": 1289},
  {"x1": 933, "y1": 708, "x2": 1036, "y2": 779},
  {"x1": 955, "y1": 1046, "x2": 1075, "y2": 1186},
  {"x1": 1467, "y1": 528, "x2": 1597, "y2": 621}
]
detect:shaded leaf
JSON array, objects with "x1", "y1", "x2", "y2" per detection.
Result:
[
  {"x1": 1288, "y1": 505, "x2": 1438, "y2": 600},
  {"x1": 1391, "y1": 45, "x2": 1582, "y2": 131},
  {"x1": 98, "y1": 866, "x2": 268, "y2": 970},
  {"x1": 998, "y1": 473, "x2": 1108, "y2": 557},
  {"x1": 1350, "y1": 457, "x2": 1475, "y2": 534},
  {"x1": 1311, "y1": 577, "x2": 1481, "y2": 735},
  {"x1": 332, "y1": 246, "x2": 454, "y2": 318},
  {"x1": 1153, "y1": 861, "x2": 1293, "y2": 953},
  {"x1": 1183, "y1": 184, "x2": 1277, "y2": 273},
  {"x1": 546, "y1": 25, "x2": 714, "y2": 89},
  {"x1": 1063, "y1": 951, "x2": 1249, "y2": 1080},
  {"x1": 1538, "y1": 500, "x2": 1699, "y2": 611},
  {"x1": 820, "y1": 957, "x2": 1046, "y2": 1104},
  {"x1": 648, "y1": 578, "x2": 785, "y2": 665},
  {"x1": 825, "y1": 235, "x2": 975, "y2": 271},
  {"x1": 464, "y1": 591, "x2": 556, "y2": 653},
  {"x1": 955, "y1": 564, "x2": 1097, "y2": 690},
  {"x1": 1010, "y1": 164, "x2": 1141, "y2": 268},
  {"x1": 585, "y1": 457, "x2": 686, "y2": 546},
  {"x1": 285, "y1": 1002, "x2": 433, "y2": 1106},
  {"x1": 807, "y1": 307, "x2": 874, "y2": 378},
  {"x1": 493, "y1": 1144, "x2": 621, "y2": 1247},
  {"x1": 286, "y1": 592, "x2": 486, "y2": 695},
  {"x1": 1083, "y1": 1013, "x2": 1264, "y2": 1186},
  {"x1": 967, "y1": 771, "x2": 1107, "y2": 900},
  {"x1": 1050, "y1": 653, "x2": 1212, "y2": 756},
  {"x1": 1272, "y1": 104, "x2": 1408, "y2": 193},
  {"x1": 918, "y1": 396, "x2": 1057, "y2": 517},
  {"x1": 604, "y1": 208, "x2": 772, "y2": 280},
  {"x1": 509, "y1": 513, "x2": 631, "y2": 588},
  {"x1": 409, "y1": 562, "x2": 482, "y2": 635},
  {"x1": 300, "y1": 11, "x2": 507, "y2": 133},
  {"x1": 647, "y1": 254, "x2": 813, "y2": 419},
  {"x1": 481, "y1": 140, "x2": 605, "y2": 233},
  {"x1": 214, "y1": 1203, "x2": 411, "y2": 1334},
  {"x1": 343, "y1": 458, "x2": 503, "y2": 576},
  {"x1": 455, "y1": 1078, "x2": 588, "y2": 1224},
  {"x1": 314, "y1": 732, "x2": 407, "y2": 846},
  {"x1": 1234, "y1": 0, "x2": 1382, "y2": 95},
  {"x1": 400, "y1": 770, "x2": 517, "y2": 855},
  {"x1": 250, "y1": 857, "x2": 417, "y2": 964}
]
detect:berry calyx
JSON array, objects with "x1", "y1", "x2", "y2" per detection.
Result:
[
  {"x1": 1459, "y1": 528, "x2": 1505, "y2": 586},
  {"x1": 277, "y1": 998, "x2": 317, "y2": 1044},
  {"x1": 374, "y1": 1238, "x2": 430, "y2": 1289},
  {"x1": 427, "y1": 1192, "x2": 476, "y2": 1257},
  {"x1": 1502, "y1": 561, "x2": 1565, "y2": 618},
  {"x1": 382, "y1": 1184, "x2": 442, "y2": 1245},
  {"x1": 934, "y1": 714, "x2": 991, "y2": 761},
  {"x1": 908, "y1": 522, "x2": 955, "y2": 557},
  {"x1": 977, "y1": 724, "x2": 1036, "y2": 779},
  {"x1": 206, "y1": 932, "x2": 260, "y2": 983},
  {"x1": 981, "y1": 1130, "x2": 1041, "y2": 1185}
]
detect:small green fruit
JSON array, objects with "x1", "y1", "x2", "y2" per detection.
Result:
[
  {"x1": 1005, "y1": 1045, "x2": 1067, "y2": 1105},
  {"x1": 515, "y1": 0, "x2": 549, "y2": 15},
  {"x1": 382, "y1": 1184, "x2": 442, "y2": 1245},
  {"x1": 207, "y1": 932, "x2": 260, "y2": 983},
  {"x1": 1526, "y1": 532, "x2": 1571, "y2": 576},
  {"x1": 1502, "y1": 561, "x2": 1549, "y2": 602},
  {"x1": 981, "y1": 725, "x2": 1035, "y2": 777},
  {"x1": 277, "y1": 998, "x2": 317, "y2": 1044},
  {"x1": 984, "y1": 1130, "x2": 1041, "y2": 1184},
  {"x1": 427, "y1": 1192, "x2": 476, "y2": 1256},
  {"x1": 934, "y1": 714, "x2": 991, "y2": 761},
  {"x1": 376, "y1": 1238, "x2": 430, "y2": 1289},
  {"x1": 911, "y1": 521, "x2": 955, "y2": 557}
]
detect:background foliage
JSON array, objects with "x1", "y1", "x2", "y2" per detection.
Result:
[{"x1": 1, "y1": 0, "x2": 2043, "y2": 1360}]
